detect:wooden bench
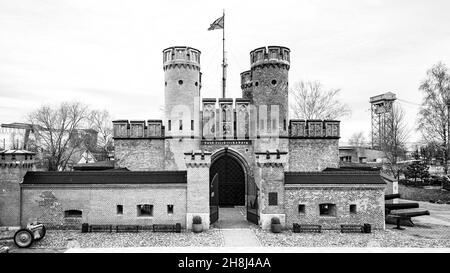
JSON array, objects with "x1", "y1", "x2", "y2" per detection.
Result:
[
  {"x1": 89, "y1": 225, "x2": 113, "y2": 233},
  {"x1": 340, "y1": 224, "x2": 364, "y2": 233},
  {"x1": 116, "y1": 225, "x2": 139, "y2": 233},
  {"x1": 293, "y1": 224, "x2": 322, "y2": 233},
  {"x1": 152, "y1": 223, "x2": 182, "y2": 233}
]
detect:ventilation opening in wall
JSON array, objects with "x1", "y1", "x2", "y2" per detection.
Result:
[
  {"x1": 255, "y1": 81, "x2": 259, "y2": 86},
  {"x1": 64, "y1": 210, "x2": 82, "y2": 218},
  {"x1": 178, "y1": 80, "x2": 183, "y2": 85},
  {"x1": 271, "y1": 79, "x2": 277, "y2": 85},
  {"x1": 165, "y1": 82, "x2": 167, "y2": 86},
  {"x1": 117, "y1": 205, "x2": 123, "y2": 215},
  {"x1": 268, "y1": 192, "x2": 278, "y2": 206},
  {"x1": 319, "y1": 203, "x2": 337, "y2": 216},
  {"x1": 195, "y1": 82, "x2": 198, "y2": 86},
  {"x1": 298, "y1": 204, "x2": 306, "y2": 214},
  {"x1": 137, "y1": 204, "x2": 153, "y2": 217},
  {"x1": 350, "y1": 204, "x2": 357, "y2": 214},
  {"x1": 167, "y1": 205, "x2": 174, "y2": 214}
]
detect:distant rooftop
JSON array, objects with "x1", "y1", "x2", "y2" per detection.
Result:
[{"x1": 0, "y1": 149, "x2": 36, "y2": 155}]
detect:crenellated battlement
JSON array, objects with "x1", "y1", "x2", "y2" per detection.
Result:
[
  {"x1": 240, "y1": 70, "x2": 252, "y2": 89},
  {"x1": 113, "y1": 120, "x2": 164, "y2": 139},
  {"x1": 289, "y1": 120, "x2": 340, "y2": 138},
  {"x1": 250, "y1": 46, "x2": 290, "y2": 69},
  {"x1": 163, "y1": 46, "x2": 201, "y2": 70}
]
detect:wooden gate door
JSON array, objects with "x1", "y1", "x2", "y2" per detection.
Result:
[{"x1": 210, "y1": 173, "x2": 219, "y2": 224}]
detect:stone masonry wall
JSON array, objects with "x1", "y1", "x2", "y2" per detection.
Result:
[
  {"x1": 284, "y1": 185, "x2": 385, "y2": 230},
  {"x1": 114, "y1": 139, "x2": 165, "y2": 171},
  {"x1": 21, "y1": 184, "x2": 187, "y2": 229},
  {"x1": 289, "y1": 139, "x2": 339, "y2": 171}
]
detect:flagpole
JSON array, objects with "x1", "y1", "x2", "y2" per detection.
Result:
[{"x1": 222, "y1": 9, "x2": 226, "y2": 98}]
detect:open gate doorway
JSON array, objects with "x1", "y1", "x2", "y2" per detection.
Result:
[{"x1": 209, "y1": 148, "x2": 259, "y2": 225}]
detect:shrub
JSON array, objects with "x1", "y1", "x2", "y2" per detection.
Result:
[
  {"x1": 192, "y1": 216, "x2": 202, "y2": 224},
  {"x1": 271, "y1": 217, "x2": 280, "y2": 225}
]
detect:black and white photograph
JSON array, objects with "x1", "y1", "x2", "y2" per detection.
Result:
[{"x1": 0, "y1": 0, "x2": 449, "y2": 266}]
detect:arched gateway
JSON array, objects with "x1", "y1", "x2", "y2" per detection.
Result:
[{"x1": 209, "y1": 148, "x2": 259, "y2": 225}]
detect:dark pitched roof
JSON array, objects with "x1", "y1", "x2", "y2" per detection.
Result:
[
  {"x1": 285, "y1": 171, "x2": 385, "y2": 185},
  {"x1": 22, "y1": 171, "x2": 187, "y2": 185},
  {"x1": 324, "y1": 166, "x2": 381, "y2": 172}
]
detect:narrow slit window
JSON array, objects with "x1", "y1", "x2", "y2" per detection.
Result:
[
  {"x1": 298, "y1": 204, "x2": 306, "y2": 214},
  {"x1": 117, "y1": 205, "x2": 123, "y2": 215},
  {"x1": 191, "y1": 120, "x2": 194, "y2": 131},
  {"x1": 179, "y1": 120, "x2": 183, "y2": 131},
  {"x1": 167, "y1": 205, "x2": 174, "y2": 214},
  {"x1": 168, "y1": 120, "x2": 171, "y2": 131},
  {"x1": 350, "y1": 204, "x2": 357, "y2": 214}
]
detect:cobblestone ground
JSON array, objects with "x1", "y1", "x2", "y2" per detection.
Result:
[
  {"x1": 254, "y1": 223, "x2": 450, "y2": 248},
  {"x1": 5, "y1": 229, "x2": 224, "y2": 250}
]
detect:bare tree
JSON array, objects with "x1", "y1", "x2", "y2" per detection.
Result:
[
  {"x1": 382, "y1": 104, "x2": 410, "y2": 179},
  {"x1": 348, "y1": 131, "x2": 367, "y2": 147},
  {"x1": 290, "y1": 81, "x2": 351, "y2": 120},
  {"x1": 88, "y1": 109, "x2": 113, "y2": 157},
  {"x1": 417, "y1": 62, "x2": 450, "y2": 174},
  {"x1": 27, "y1": 102, "x2": 89, "y2": 171}
]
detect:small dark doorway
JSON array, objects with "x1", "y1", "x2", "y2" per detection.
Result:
[{"x1": 210, "y1": 153, "x2": 245, "y2": 207}]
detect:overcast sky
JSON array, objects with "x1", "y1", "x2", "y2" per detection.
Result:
[{"x1": 1, "y1": 0, "x2": 450, "y2": 144}]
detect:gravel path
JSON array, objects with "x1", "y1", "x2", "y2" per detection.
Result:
[
  {"x1": 30, "y1": 229, "x2": 224, "y2": 249},
  {"x1": 254, "y1": 224, "x2": 450, "y2": 248}
]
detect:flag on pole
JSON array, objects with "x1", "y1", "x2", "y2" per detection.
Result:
[{"x1": 208, "y1": 15, "x2": 224, "y2": 30}]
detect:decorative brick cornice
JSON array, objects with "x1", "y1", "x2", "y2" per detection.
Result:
[
  {"x1": 184, "y1": 150, "x2": 212, "y2": 167},
  {"x1": 255, "y1": 150, "x2": 288, "y2": 167},
  {"x1": 163, "y1": 63, "x2": 200, "y2": 71}
]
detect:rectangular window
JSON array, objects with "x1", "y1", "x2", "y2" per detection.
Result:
[
  {"x1": 179, "y1": 120, "x2": 183, "y2": 131},
  {"x1": 117, "y1": 205, "x2": 123, "y2": 215},
  {"x1": 167, "y1": 205, "x2": 174, "y2": 214},
  {"x1": 25, "y1": 155, "x2": 28, "y2": 160},
  {"x1": 1, "y1": 154, "x2": 5, "y2": 160},
  {"x1": 191, "y1": 120, "x2": 194, "y2": 131},
  {"x1": 137, "y1": 204, "x2": 153, "y2": 217},
  {"x1": 11, "y1": 154, "x2": 16, "y2": 160},
  {"x1": 350, "y1": 204, "x2": 357, "y2": 214},
  {"x1": 319, "y1": 203, "x2": 337, "y2": 216},
  {"x1": 64, "y1": 210, "x2": 82, "y2": 218},
  {"x1": 298, "y1": 204, "x2": 306, "y2": 214},
  {"x1": 268, "y1": 192, "x2": 278, "y2": 206},
  {"x1": 168, "y1": 120, "x2": 171, "y2": 131}
]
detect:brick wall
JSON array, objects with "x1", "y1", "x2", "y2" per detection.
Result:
[
  {"x1": 289, "y1": 139, "x2": 339, "y2": 171},
  {"x1": 114, "y1": 139, "x2": 165, "y2": 171},
  {"x1": 21, "y1": 184, "x2": 187, "y2": 229},
  {"x1": 284, "y1": 185, "x2": 385, "y2": 230},
  {"x1": 0, "y1": 167, "x2": 30, "y2": 226}
]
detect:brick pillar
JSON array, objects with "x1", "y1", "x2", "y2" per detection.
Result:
[
  {"x1": 184, "y1": 150, "x2": 211, "y2": 230},
  {"x1": 255, "y1": 150, "x2": 288, "y2": 229}
]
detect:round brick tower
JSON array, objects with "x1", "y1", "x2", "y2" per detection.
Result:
[
  {"x1": 242, "y1": 46, "x2": 290, "y2": 137},
  {"x1": 163, "y1": 46, "x2": 201, "y2": 137}
]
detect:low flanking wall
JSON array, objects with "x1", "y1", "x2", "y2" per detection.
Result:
[
  {"x1": 21, "y1": 184, "x2": 187, "y2": 229},
  {"x1": 284, "y1": 184, "x2": 385, "y2": 230}
]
